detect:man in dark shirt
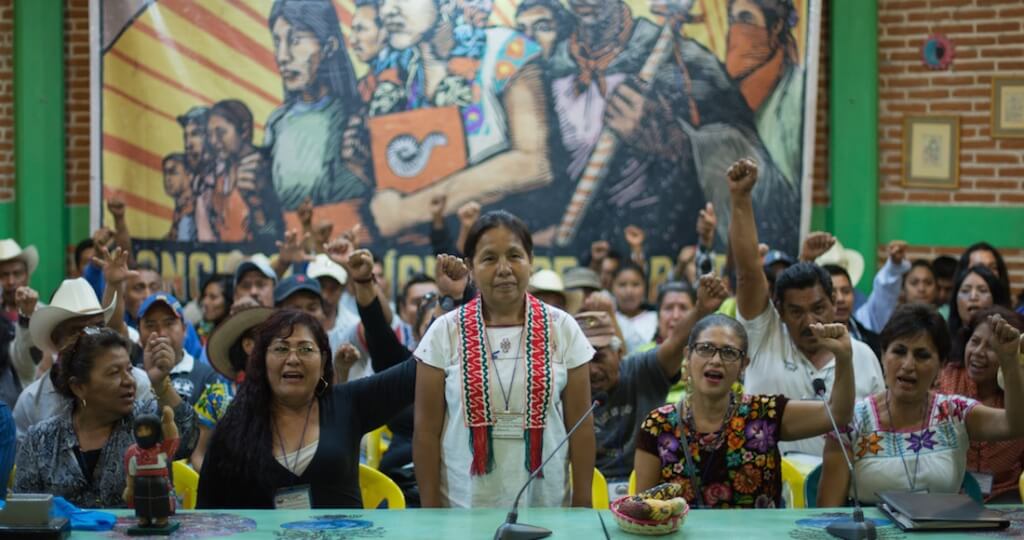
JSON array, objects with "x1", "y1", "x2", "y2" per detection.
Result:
[{"x1": 138, "y1": 294, "x2": 219, "y2": 406}]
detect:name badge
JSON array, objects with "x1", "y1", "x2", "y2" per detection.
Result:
[
  {"x1": 274, "y1": 485, "x2": 312, "y2": 510},
  {"x1": 493, "y1": 413, "x2": 525, "y2": 439},
  {"x1": 970, "y1": 472, "x2": 994, "y2": 495}
]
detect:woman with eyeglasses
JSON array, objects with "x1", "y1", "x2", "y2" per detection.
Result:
[
  {"x1": 14, "y1": 328, "x2": 196, "y2": 507},
  {"x1": 633, "y1": 314, "x2": 856, "y2": 508},
  {"x1": 196, "y1": 309, "x2": 415, "y2": 509}
]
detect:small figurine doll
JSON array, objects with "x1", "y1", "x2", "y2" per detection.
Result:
[{"x1": 123, "y1": 406, "x2": 180, "y2": 534}]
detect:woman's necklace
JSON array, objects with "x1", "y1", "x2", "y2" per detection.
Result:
[
  {"x1": 884, "y1": 391, "x2": 931, "y2": 492},
  {"x1": 275, "y1": 399, "x2": 315, "y2": 476},
  {"x1": 678, "y1": 393, "x2": 736, "y2": 508}
]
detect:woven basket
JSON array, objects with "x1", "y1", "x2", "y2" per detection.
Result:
[{"x1": 609, "y1": 496, "x2": 688, "y2": 536}]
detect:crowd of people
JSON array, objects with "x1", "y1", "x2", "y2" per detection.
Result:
[{"x1": 0, "y1": 158, "x2": 1021, "y2": 512}]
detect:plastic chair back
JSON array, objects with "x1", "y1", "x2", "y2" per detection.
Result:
[
  {"x1": 781, "y1": 457, "x2": 807, "y2": 508},
  {"x1": 592, "y1": 468, "x2": 609, "y2": 509},
  {"x1": 364, "y1": 426, "x2": 391, "y2": 469},
  {"x1": 359, "y1": 463, "x2": 406, "y2": 509},
  {"x1": 961, "y1": 472, "x2": 983, "y2": 503},
  {"x1": 172, "y1": 460, "x2": 199, "y2": 510},
  {"x1": 628, "y1": 470, "x2": 637, "y2": 496},
  {"x1": 803, "y1": 464, "x2": 822, "y2": 508}
]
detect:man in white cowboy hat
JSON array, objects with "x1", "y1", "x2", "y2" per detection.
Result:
[
  {"x1": 728, "y1": 160, "x2": 884, "y2": 457},
  {"x1": 0, "y1": 239, "x2": 38, "y2": 323},
  {"x1": 13, "y1": 278, "x2": 153, "y2": 442}
]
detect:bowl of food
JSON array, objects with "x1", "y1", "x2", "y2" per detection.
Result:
[{"x1": 609, "y1": 483, "x2": 689, "y2": 536}]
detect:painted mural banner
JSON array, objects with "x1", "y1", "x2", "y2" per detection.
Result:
[{"x1": 92, "y1": 0, "x2": 820, "y2": 296}]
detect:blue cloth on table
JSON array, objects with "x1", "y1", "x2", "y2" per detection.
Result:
[{"x1": 0, "y1": 496, "x2": 116, "y2": 531}]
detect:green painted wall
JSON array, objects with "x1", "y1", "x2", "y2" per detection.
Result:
[{"x1": 879, "y1": 205, "x2": 1024, "y2": 249}]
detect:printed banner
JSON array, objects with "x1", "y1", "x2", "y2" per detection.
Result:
[{"x1": 93, "y1": 0, "x2": 819, "y2": 296}]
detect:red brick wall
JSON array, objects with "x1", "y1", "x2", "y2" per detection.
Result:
[
  {"x1": 878, "y1": 0, "x2": 1024, "y2": 205},
  {"x1": 876, "y1": 245, "x2": 1024, "y2": 306},
  {"x1": 0, "y1": 0, "x2": 13, "y2": 204},
  {"x1": 65, "y1": 0, "x2": 89, "y2": 207}
]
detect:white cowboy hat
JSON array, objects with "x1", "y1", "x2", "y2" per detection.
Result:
[
  {"x1": 29, "y1": 278, "x2": 117, "y2": 355},
  {"x1": 307, "y1": 254, "x2": 348, "y2": 286},
  {"x1": 0, "y1": 239, "x2": 38, "y2": 275},
  {"x1": 207, "y1": 306, "x2": 273, "y2": 380},
  {"x1": 529, "y1": 269, "x2": 579, "y2": 313},
  {"x1": 815, "y1": 239, "x2": 865, "y2": 288}
]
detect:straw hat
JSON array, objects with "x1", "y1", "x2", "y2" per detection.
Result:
[
  {"x1": 0, "y1": 239, "x2": 38, "y2": 275},
  {"x1": 206, "y1": 306, "x2": 273, "y2": 380},
  {"x1": 815, "y1": 240, "x2": 865, "y2": 287},
  {"x1": 29, "y1": 278, "x2": 116, "y2": 354}
]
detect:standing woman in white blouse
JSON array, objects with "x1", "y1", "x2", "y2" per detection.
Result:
[{"x1": 414, "y1": 211, "x2": 596, "y2": 508}]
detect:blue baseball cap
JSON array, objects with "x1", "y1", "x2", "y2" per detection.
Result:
[
  {"x1": 763, "y1": 250, "x2": 795, "y2": 271},
  {"x1": 274, "y1": 274, "x2": 323, "y2": 305},
  {"x1": 138, "y1": 293, "x2": 185, "y2": 321}
]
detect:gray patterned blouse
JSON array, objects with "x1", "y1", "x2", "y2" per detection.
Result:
[{"x1": 13, "y1": 398, "x2": 197, "y2": 508}]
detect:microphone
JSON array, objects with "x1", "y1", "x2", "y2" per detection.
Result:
[
  {"x1": 494, "y1": 397, "x2": 604, "y2": 540},
  {"x1": 812, "y1": 378, "x2": 876, "y2": 540}
]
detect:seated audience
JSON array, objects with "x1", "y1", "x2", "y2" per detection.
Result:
[
  {"x1": 932, "y1": 255, "x2": 958, "y2": 313},
  {"x1": 233, "y1": 255, "x2": 277, "y2": 308},
  {"x1": 197, "y1": 310, "x2": 415, "y2": 509},
  {"x1": 14, "y1": 328, "x2": 195, "y2": 507},
  {"x1": 947, "y1": 265, "x2": 1011, "y2": 343},
  {"x1": 528, "y1": 269, "x2": 570, "y2": 312},
  {"x1": 138, "y1": 294, "x2": 219, "y2": 406},
  {"x1": 902, "y1": 260, "x2": 937, "y2": 307},
  {"x1": 852, "y1": 240, "x2": 912, "y2": 334},
  {"x1": 634, "y1": 315, "x2": 856, "y2": 508},
  {"x1": 818, "y1": 305, "x2": 1024, "y2": 506},
  {"x1": 824, "y1": 264, "x2": 881, "y2": 357},
  {"x1": 938, "y1": 306, "x2": 1024, "y2": 503},
  {"x1": 958, "y1": 242, "x2": 1010, "y2": 294},
  {"x1": 636, "y1": 281, "x2": 697, "y2": 403},
  {"x1": 728, "y1": 158, "x2": 884, "y2": 456},
  {"x1": 191, "y1": 304, "x2": 273, "y2": 471},
  {"x1": 0, "y1": 239, "x2": 37, "y2": 325},
  {"x1": 306, "y1": 253, "x2": 354, "y2": 333}
]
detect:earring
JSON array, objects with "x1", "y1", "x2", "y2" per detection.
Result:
[
  {"x1": 81, "y1": 398, "x2": 87, "y2": 409},
  {"x1": 315, "y1": 377, "x2": 329, "y2": 396}
]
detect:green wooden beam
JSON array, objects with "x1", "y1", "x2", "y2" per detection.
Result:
[
  {"x1": 828, "y1": 0, "x2": 879, "y2": 294},
  {"x1": 0, "y1": 202, "x2": 14, "y2": 239},
  {"x1": 879, "y1": 205, "x2": 1024, "y2": 249},
  {"x1": 14, "y1": 0, "x2": 66, "y2": 297}
]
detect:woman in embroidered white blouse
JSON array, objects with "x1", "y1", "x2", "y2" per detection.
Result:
[{"x1": 414, "y1": 210, "x2": 596, "y2": 508}]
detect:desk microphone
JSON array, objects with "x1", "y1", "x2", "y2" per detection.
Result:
[
  {"x1": 812, "y1": 378, "x2": 876, "y2": 540},
  {"x1": 494, "y1": 395, "x2": 605, "y2": 540}
]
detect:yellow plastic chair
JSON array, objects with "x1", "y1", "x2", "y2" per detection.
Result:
[
  {"x1": 591, "y1": 468, "x2": 609, "y2": 509},
  {"x1": 364, "y1": 426, "x2": 392, "y2": 469},
  {"x1": 172, "y1": 460, "x2": 199, "y2": 510},
  {"x1": 628, "y1": 470, "x2": 637, "y2": 496},
  {"x1": 1019, "y1": 471, "x2": 1024, "y2": 502},
  {"x1": 781, "y1": 457, "x2": 807, "y2": 508},
  {"x1": 359, "y1": 463, "x2": 405, "y2": 509}
]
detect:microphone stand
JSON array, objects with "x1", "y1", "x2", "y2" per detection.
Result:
[
  {"x1": 812, "y1": 379, "x2": 876, "y2": 540},
  {"x1": 493, "y1": 399, "x2": 601, "y2": 540}
]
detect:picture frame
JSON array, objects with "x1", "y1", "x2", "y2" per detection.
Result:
[
  {"x1": 902, "y1": 116, "x2": 959, "y2": 189},
  {"x1": 991, "y1": 77, "x2": 1024, "y2": 138}
]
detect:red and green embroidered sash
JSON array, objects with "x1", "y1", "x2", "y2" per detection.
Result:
[{"x1": 458, "y1": 294, "x2": 553, "y2": 476}]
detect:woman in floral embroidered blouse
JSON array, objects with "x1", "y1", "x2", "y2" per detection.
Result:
[
  {"x1": 819, "y1": 304, "x2": 1024, "y2": 507},
  {"x1": 634, "y1": 313, "x2": 857, "y2": 509}
]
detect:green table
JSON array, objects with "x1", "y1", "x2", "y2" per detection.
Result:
[{"x1": 75, "y1": 506, "x2": 1024, "y2": 539}]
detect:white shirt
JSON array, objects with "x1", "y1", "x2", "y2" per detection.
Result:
[
  {"x1": 616, "y1": 311, "x2": 658, "y2": 354},
  {"x1": 739, "y1": 304, "x2": 885, "y2": 456},
  {"x1": 414, "y1": 305, "x2": 594, "y2": 508},
  {"x1": 14, "y1": 365, "x2": 154, "y2": 443}
]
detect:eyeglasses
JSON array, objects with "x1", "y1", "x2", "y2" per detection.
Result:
[
  {"x1": 691, "y1": 342, "x2": 745, "y2": 363},
  {"x1": 268, "y1": 344, "x2": 321, "y2": 361}
]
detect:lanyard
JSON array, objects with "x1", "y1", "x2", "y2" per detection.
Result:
[
  {"x1": 275, "y1": 399, "x2": 314, "y2": 476},
  {"x1": 485, "y1": 328, "x2": 525, "y2": 413}
]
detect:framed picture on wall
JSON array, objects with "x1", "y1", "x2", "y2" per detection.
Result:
[
  {"x1": 902, "y1": 116, "x2": 959, "y2": 189},
  {"x1": 991, "y1": 77, "x2": 1024, "y2": 138}
]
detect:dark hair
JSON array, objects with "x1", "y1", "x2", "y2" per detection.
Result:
[
  {"x1": 74, "y1": 238, "x2": 95, "y2": 271},
  {"x1": 130, "y1": 260, "x2": 158, "y2": 273},
  {"x1": 176, "y1": 105, "x2": 210, "y2": 129},
  {"x1": 951, "y1": 305, "x2": 1024, "y2": 366},
  {"x1": 210, "y1": 99, "x2": 255, "y2": 144},
  {"x1": 773, "y1": 262, "x2": 834, "y2": 304},
  {"x1": 54, "y1": 328, "x2": 131, "y2": 402},
  {"x1": 463, "y1": 210, "x2": 533, "y2": 263},
  {"x1": 515, "y1": 0, "x2": 576, "y2": 43},
  {"x1": 400, "y1": 273, "x2": 436, "y2": 306},
  {"x1": 947, "y1": 265, "x2": 1011, "y2": 340},
  {"x1": 903, "y1": 259, "x2": 935, "y2": 288},
  {"x1": 728, "y1": 0, "x2": 797, "y2": 48},
  {"x1": 657, "y1": 281, "x2": 696, "y2": 308},
  {"x1": 688, "y1": 313, "x2": 749, "y2": 354},
  {"x1": 822, "y1": 264, "x2": 852, "y2": 286},
  {"x1": 931, "y1": 255, "x2": 958, "y2": 281},
  {"x1": 200, "y1": 274, "x2": 235, "y2": 327},
  {"x1": 269, "y1": 0, "x2": 359, "y2": 106},
  {"x1": 958, "y1": 242, "x2": 1010, "y2": 292},
  {"x1": 613, "y1": 261, "x2": 647, "y2": 284},
  {"x1": 880, "y1": 303, "x2": 951, "y2": 362},
  {"x1": 161, "y1": 153, "x2": 187, "y2": 169},
  {"x1": 227, "y1": 329, "x2": 255, "y2": 375},
  {"x1": 205, "y1": 310, "x2": 333, "y2": 490}
]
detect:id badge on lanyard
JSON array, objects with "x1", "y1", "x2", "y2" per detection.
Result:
[{"x1": 274, "y1": 485, "x2": 312, "y2": 510}]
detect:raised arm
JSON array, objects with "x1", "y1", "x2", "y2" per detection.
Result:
[
  {"x1": 855, "y1": 240, "x2": 911, "y2": 332},
  {"x1": 780, "y1": 323, "x2": 855, "y2": 441},
  {"x1": 966, "y1": 315, "x2": 1024, "y2": 442},
  {"x1": 727, "y1": 159, "x2": 771, "y2": 320},
  {"x1": 817, "y1": 436, "x2": 853, "y2": 507},
  {"x1": 92, "y1": 245, "x2": 136, "y2": 339},
  {"x1": 655, "y1": 274, "x2": 728, "y2": 377}
]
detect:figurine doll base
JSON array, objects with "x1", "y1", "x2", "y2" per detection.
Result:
[{"x1": 127, "y1": 521, "x2": 180, "y2": 536}]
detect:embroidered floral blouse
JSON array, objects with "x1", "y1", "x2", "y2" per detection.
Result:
[
  {"x1": 13, "y1": 399, "x2": 197, "y2": 508},
  {"x1": 636, "y1": 394, "x2": 789, "y2": 509}
]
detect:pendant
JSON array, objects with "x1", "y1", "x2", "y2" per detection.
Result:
[{"x1": 500, "y1": 337, "x2": 512, "y2": 354}]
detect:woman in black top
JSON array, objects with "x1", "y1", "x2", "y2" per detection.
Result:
[{"x1": 196, "y1": 308, "x2": 416, "y2": 509}]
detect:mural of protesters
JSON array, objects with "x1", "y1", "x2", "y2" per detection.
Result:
[
  {"x1": 161, "y1": 154, "x2": 195, "y2": 242},
  {"x1": 727, "y1": 0, "x2": 805, "y2": 188},
  {"x1": 262, "y1": 0, "x2": 367, "y2": 212},
  {"x1": 350, "y1": 0, "x2": 556, "y2": 238},
  {"x1": 515, "y1": 0, "x2": 576, "y2": 60},
  {"x1": 543, "y1": 0, "x2": 799, "y2": 255},
  {"x1": 350, "y1": 0, "x2": 391, "y2": 101},
  {"x1": 194, "y1": 99, "x2": 284, "y2": 244}
]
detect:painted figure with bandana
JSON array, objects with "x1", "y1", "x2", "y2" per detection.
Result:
[
  {"x1": 544, "y1": 0, "x2": 799, "y2": 256},
  {"x1": 726, "y1": 0, "x2": 805, "y2": 189},
  {"x1": 345, "y1": 0, "x2": 556, "y2": 238}
]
